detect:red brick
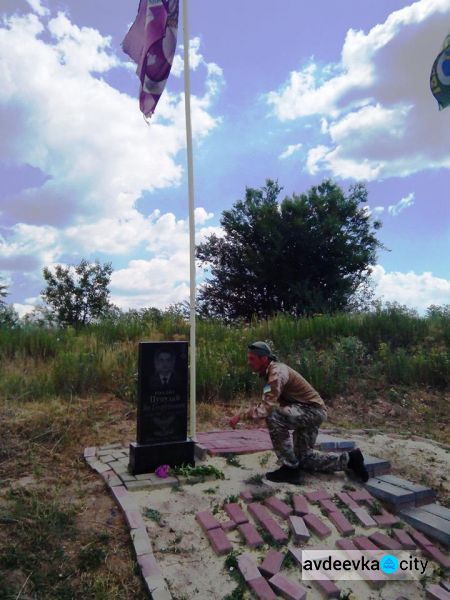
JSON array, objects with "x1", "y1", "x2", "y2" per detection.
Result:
[
  {"x1": 292, "y1": 494, "x2": 309, "y2": 516},
  {"x1": 124, "y1": 509, "x2": 146, "y2": 530},
  {"x1": 196, "y1": 510, "x2": 221, "y2": 532},
  {"x1": 137, "y1": 553, "x2": 161, "y2": 578},
  {"x1": 303, "y1": 513, "x2": 332, "y2": 539},
  {"x1": 248, "y1": 503, "x2": 289, "y2": 543},
  {"x1": 259, "y1": 550, "x2": 285, "y2": 578},
  {"x1": 249, "y1": 576, "x2": 278, "y2": 600},
  {"x1": 206, "y1": 527, "x2": 233, "y2": 555},
  {"x1": 373, "y1": 510, "x2": 399, "y2": 528},
  {"x1": 426, "y1": 584, "x2": 450, "y2": 600},
  {"x1": 422, "y1": 545, "x2": 450, "y2": 570},
  {"x1": 352, "y1": 507, "x2": 377, "y2": 527},
  {"x1": 349, "y1": 489, "x2": 374, "y2": 503},
  {"x1": 392, "y1": 530, "x2": 416, "y2": 550},
  {"x1": 353, "y1": 536, "x2": 379, "y2": 551},
  {"x1": 265, "y1": 496, "x2": 293, "y2": 519},
  {"x1": 224, "y1": 502, "x2": 248, "y2": 525},
  {"x1": 319, "y1": 499, "x2": 339, "y2": 514},
  {"x1": 304, "y1": 489, "x2": 330, "y2": 503},
  {"x1": 221, "y1": 520, "x2": 237, "y2": 532},
  {"x1": 408, "y1": 528, "x2": 434, "y2": 549},
  {"x1": 314, "y1": 577, "x2": 341, "y2": 598},
  {"x1": 268, "y1": 572, "x2": 307, "y2": 599},
  {"x1": 240, "y1": 490, "x2": 253, "y2": 502},
  {"x1": 369, "y1": 532, "x2": 402, "y2": 551},
  {"x1": 327, "y1": 510, "x2": 355, "y2": 537},
  {"x1": 288, "y1": 515, "x2": 310, "y2": 543},
  {"x1": 336, "y1": 538, "x2": 357, "y2": 551},
  {"x1": 335, "y1": 491, "x2": 359, "y2": 509},
  {"x1": 238, "y1": 522, "x2": 264, "y2": 548},
  {"x1": 237, "y1": 553, "x2": 261, "y2": 582}
]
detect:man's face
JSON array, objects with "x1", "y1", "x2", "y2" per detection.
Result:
[
  {"x1": 154, "y1": 352, "x2": 175, "y2": 375},
  {"x1": 247, "y1": 351, "x2": 269, "y2": 374}
]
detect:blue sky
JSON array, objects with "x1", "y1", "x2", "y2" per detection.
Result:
[{"x1": 0, "y1": 0, "x2": 449, "y2": 315}]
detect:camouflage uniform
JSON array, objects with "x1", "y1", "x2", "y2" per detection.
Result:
[
  {"x1": 266, "y1": 402, "x2": 349, "y2": 472},
  {"x1": 245, "y1": 360, "x2": 349, "y2": 472}
]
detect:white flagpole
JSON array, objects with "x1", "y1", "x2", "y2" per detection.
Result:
[{"x1": 182, "y1": 0, "x2": 196, "y2": 440}]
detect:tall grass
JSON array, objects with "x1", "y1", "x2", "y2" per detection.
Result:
[{"x1": 0, "y1": 308, "x2": 448, "y2": 403}]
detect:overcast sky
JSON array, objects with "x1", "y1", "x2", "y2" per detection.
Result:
[{"x1": 1, "y1": 0, "x2": 449, "y2": 316}]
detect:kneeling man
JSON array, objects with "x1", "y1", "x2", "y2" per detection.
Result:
[{"x1": 229, "y1": 341, "x2": 368, "y2": 485}]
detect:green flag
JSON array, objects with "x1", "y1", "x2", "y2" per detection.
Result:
[{"x1": 430, "y1": 33, "x2": 450, "y2": 110}]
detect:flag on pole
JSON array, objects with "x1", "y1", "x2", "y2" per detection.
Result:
[
  {"x1": 122, "y1": 0, "x2": 180, "y2": 118},
  {"x1": 430, "y1": 33, "x2": 450, "y2": 111}
]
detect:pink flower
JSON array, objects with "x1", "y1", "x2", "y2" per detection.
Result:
[{"x1": 155, "y1": 464, "x2": 170, "y2": 478}]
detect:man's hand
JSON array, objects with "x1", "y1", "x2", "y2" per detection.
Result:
[{"x1": 229, "y1": 413, "x2": 241, "y2": 429}]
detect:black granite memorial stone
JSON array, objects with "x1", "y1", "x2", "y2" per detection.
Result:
[{"x1": 129, "y1": 341, "x2": 195, "y2": 474}]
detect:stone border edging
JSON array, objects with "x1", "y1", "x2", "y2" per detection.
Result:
[{"x1": 83, "y1": 446, "x2": 172, "y2": 600}]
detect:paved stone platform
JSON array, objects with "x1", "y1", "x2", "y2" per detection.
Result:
[{"x1": 196, "y1": 428, "x2": 356, "y2": 456}]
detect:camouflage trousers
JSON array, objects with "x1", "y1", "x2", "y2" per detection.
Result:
[{"x1": 266, "y1": 403, "x2": 349, "y2": 472}]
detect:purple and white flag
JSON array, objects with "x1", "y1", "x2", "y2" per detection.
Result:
[{"x1": 122, "y1": 0, "x2": 179, "y2": 118}]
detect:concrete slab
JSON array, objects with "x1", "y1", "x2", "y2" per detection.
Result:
[
  {"x1": 400, "y1": 507, "x2": 450, "y2": 548},
  {"x1": 366, "y1": 478, "x2": 415, "y2": 507}
]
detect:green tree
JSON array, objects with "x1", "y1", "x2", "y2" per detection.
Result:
[
  {"x1": 42, "y1": 259, "x2": 113, "y2": 327},
  {"x1": 0, "y1": 280, "x2": 19, "y2": 328},
  {"x1": 196, "y1": 179, "x2": 383, "y2": 320}
]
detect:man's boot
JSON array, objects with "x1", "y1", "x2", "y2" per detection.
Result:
[
  {"x1": 265, "y1": 464, "x2": 303, "y2": 484},
  {"x1": 347, "y1": 448, "x2": 369, "y2": 482}
]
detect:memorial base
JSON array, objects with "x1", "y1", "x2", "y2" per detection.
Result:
[{"x1": 129, "y1": 438, "x2": 195, "y2": 475}]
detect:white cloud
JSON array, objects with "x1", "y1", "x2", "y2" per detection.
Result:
[
  {"x1": 13, "y1": 302, "x2": 36, "y2": 318},
  {"x1": 0, "y1": 10, "x2": 224, "y2": 308},
  {"x1": 372, "y1": 206, "x2": 385, "y2": 215},
  {"x1": 267, "y1": 0, "x2": 450, "y2": 180},
  {"x1": 279, "y1": 143, "x2": 302, "y2": 160},
  {"x1": 388, "y1": 192, "x2": 415, "y2": 216},
  {"x1": 371, "y1": 264, "x2": 450, "y2": 313},
  {"x1": 25, "y1": 0, "x2": 49, "y2": 17}
]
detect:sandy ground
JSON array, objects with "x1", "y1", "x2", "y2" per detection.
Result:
[{"x1": 128, "y1": 446, "x2": 446, "y2": 600}]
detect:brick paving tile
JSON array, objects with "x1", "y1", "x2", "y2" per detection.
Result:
[
  {"x1": 84, "y1": 447, "x2": 96, "y2": 458},
  {"x1": 327, "y1": 510, "x2": 355, "y2": 536},
  {"x1": 292, "y1": 495, "x2": 309, "y2": 516},
  {"x1": 303, "y1": 513, "x2": 332, "y2": 539},
  {"x1": 440, "y1": 582, "x2": 450, "y2": 593},
  {"x1": 125, "y1": 480, "x2": 153, "y2": 491},
  {"x1": 206, "y1": 527, "x2": 233, "y2": 556},
  {"x1": 265, "y1": 496, "x2": 293, "y2": 519},
  {"x1": 221, "y1": 520, "x2": 237, "y2": 531},
  {"x1": 352, "y1": 536, "x2": 379, "y2": 551},
  {"x1": 137, "y1": 553, "x2": 161, "y2": 578},
  {"x1": 288, "y1": 516, "x2": 310, "y2": 543},
  {"x1": 124, "y1": 509, "x2": 146, "y2": 530},
  {"x1": 369, "y1": 532, "x2": 402, "y2": 550},
  {"x1": 335, "y1": 491, "x2": 359, "y2": 509},
  {"x1": 352, "y1": 507, "x2": 377, "y2": 527},
  {"x1": 238, "y1": 522, "x2": 265, "y2": 548},
  {"x1": 319, "y1": 499, "x2": 339, "y2": 514},
  {"x1": 373, "y1": 509, "x2": 400, "y2": 527},
  {"x1": 224, "y1": 502, "x2": 249, "y2": 524},
  {"x1": 131, "y1": 527, "x2": 152, "y2": 556},
  {"x1": 259, "y1": 550, "x2": 285, "y2": 578},
  {"x1": 248, "y1": 576, "x2": 278, "y2": 600},
  {"x1": 304, "y1": 489, "x2": 330, "y2": 503},
  {"x1": 349, "y1": 489, "x2": 374, "y2": 503},
  {"x1": 240, "y1": 490, "x2": 253, "y2": 502},
  {"x1": 268, "y1": 572, "x2": 307, "y2": 600},
  {"x1": 237, "y1": 553, "x2": 261, "y2": 582},
  {"x1": 196, "y1": 511, "x2": 222, "y2": 532},
  {"x1": 336, "y1": 538, "x2": 356, "y2": 551},
  {"x1": 314, "y1": 576, "x2": 341, "y2": 598},
  {"x1": 426, "y1": 584, "x2": 450, "y2": 600},
  {"x1": 408, "y1": 528, "x2": 434, "y2": 549},
  {"x1": 422, "y1": 545, "x2": 450, "y2": 570},
  {"x1": 248, "y1": 503, "x2": 289, "y2": 544},
  {"x1": 392, "y1": 530, "x2": 416, "y2": 550}
]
